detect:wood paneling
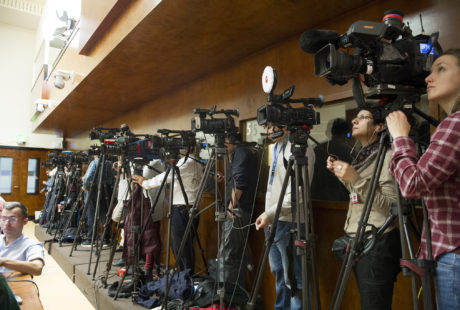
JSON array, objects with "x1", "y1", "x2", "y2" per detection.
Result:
[{"x1": 37, "y1": 0, "x2": 375, "y2": 137}]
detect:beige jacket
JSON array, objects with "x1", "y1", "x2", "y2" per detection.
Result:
[{"x1": 343, "y1": 148, "x2": 397, "y2": 236}]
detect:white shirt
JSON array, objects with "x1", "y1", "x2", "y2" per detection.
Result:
[
  {"x1": 142, "y1": 156, "x2": 203, "y2": 206},
  {"x1": 0, "y1": 234, "x2": 44, "y2": 274},
  {"x1": 265, "y1": 139, "x2": 315, "y2": 223}
]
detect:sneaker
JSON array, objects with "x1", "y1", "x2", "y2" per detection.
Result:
[
  {"x1": 112, "y1": 258, "x2": 126, "y2": 267},
  {"x1": 115, "y1": 245, "x2": 124, "y2": 252},
  {"x1": 81, "y1": 239, "x2": 93, "y2": 247}
]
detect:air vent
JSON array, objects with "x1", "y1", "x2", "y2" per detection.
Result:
[{"x1": 0, "y1": 0, "x2": 44, "y2": 16}]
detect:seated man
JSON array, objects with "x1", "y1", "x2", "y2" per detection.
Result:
[{"x1": 0, "y1": 202, "x2": 44, "y2": 276}]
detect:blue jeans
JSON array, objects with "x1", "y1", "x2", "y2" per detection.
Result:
[
  {"x1": 266, "y1": 221, "x2": 310, "y2": 310},
  {"x1": 436, "y1": 252, "x2": 460, "y2": 310}
]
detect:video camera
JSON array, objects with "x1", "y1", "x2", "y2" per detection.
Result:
[
  {"x1": 257, "y1": 66, "x2": 322, "y2": 129},
  {"x1": 191, "y1": 106, "x2": 239, "y2": 135},
  {"x1": 300, "y1": 10, "x2": 442, "y2": 91},
  {"x1": 132, "y1": 130, "x2": 196, "y2": 160},
  {"x1": 42, "y1": 151, "x2": 67, "y2": 168}
]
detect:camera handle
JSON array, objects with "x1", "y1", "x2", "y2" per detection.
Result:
[{"x1": 248, "y1": 138, "x2": 321, "y2": 310}]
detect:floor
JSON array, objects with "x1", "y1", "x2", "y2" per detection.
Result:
[{"x1": 23, "y1": 221, "x2": 95, "y2": 310}]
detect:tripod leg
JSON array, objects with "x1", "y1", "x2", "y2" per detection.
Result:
[
  {"x1": 92, "y1": 165, "x2": 122, "y2": 279},
  {"x1": 69, "y1": 157, "x2": 102, "y2": 256},
  {"x1": 247, "y1": 158, "x2": 294, "y2": 310},
  {"x1": 87, "y1": 155, "x2": 107, "y2": 275}
]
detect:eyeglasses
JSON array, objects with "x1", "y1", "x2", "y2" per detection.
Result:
[
  {"x1": 352, "y1": 115, "x2": 373, "y2": 123},
  {"x1": 0, "y1": 216, "x2": 21, "y2": 224}
]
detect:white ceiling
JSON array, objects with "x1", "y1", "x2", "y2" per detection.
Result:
[{"x1": 0, "y1": 0, "x2": 45, "y2": 30}]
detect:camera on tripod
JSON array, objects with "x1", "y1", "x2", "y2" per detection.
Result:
[
  {"x1": 301, "y1": 10, "x2": 442, "y2": 90},
  {"x1": 191, "y1": 106, "x2": 239, "y2": 135},
  {"x1": 43, "y1": 151, "x2": 67, "y2": 168},
  {"x1": 257, "y1": 66, "x2": 322, "y2": 130}
]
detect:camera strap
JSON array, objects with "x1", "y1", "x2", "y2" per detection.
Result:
[{"x1": 269, "y1": 139, "x2": 287, "y2": 185}]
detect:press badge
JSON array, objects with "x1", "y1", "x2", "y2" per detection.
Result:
[{"x1": 350, "y1": 192, "x2": 358, "y2": 204}]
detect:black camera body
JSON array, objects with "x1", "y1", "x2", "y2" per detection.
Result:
[
  {"x1": 303, "y1": 11, "x2": 441, "y2": 90},
  {"x1": 258, "y1": 67, "x2": 322, "y2": 129},
  {"x1": 191, "y1": 106, "x2": 239, "y2": 136}
]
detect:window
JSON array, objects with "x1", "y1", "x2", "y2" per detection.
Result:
[
  {"x1": 27, "y1": 158, "x2": 40, "y2": 194},
  {"x1": 0, "y1": 157, "x2": 13, "y2": 195}
]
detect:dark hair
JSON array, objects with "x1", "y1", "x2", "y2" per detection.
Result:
[
  {"x1": 4, "y1": 202, "x2": 28, "y2": 218},
  {"x1": 227, "y1": 132, "x2": 242, "y2": 144},
  {"x1": 358, "y1": 107, "x2": 385, "y2": 125},
  {"x1": 331, "y1": 118, "x2": 350, "y2": 136}
]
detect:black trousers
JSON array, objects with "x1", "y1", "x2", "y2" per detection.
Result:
[
  {"x1": 353, "y1": 228, "x2": 401, "y2": 310},
  {"x1": 171, "y1": 205, "x2": 199, "y2": 273},
  {"x1": 218, "y1": 209, "x2": 252, "y2": 289}
]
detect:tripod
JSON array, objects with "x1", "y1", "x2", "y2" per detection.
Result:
[
  {"x1": 248, "y1": 128, "x2": 321, "y2": 310},
  {"x1": 397, "y1": 193, "x2": 436, "y2": 309},
  {"x1": 44, "y1": 164, "x2": 67, "y2": 234},
  {"x1": 55, "y1": 163, "x2": 83, "y2": 244},
  {"x1": 69, "y1": 154, "x2": 112, "y2": 263}
]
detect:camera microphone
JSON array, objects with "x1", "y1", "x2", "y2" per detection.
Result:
[{"x1": 299, "y1": 29, "x2": 341, "y2": 54}]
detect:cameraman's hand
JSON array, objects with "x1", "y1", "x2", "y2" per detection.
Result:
[
  {"x1": 132, "y1": 175, "x2": 146, "y2": 187},
  {"x1": 331, "y1": 160, "x2": 359, "y2": 184},
  {"x1": 386, "y1": 111, "x2": 410, "y2": 139},
  {"x1": 255, "y1": 213, "x2": 270, "y2": 230},
  {"x1": 326, "y1": 156, "x2": 336, "y2": 173}
]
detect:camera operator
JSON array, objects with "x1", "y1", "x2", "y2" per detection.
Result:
[
  {"x1": 132, "y1": 146, "x2": 203, "y2": 273},
  {"x1": 81, "y1": 153, "x2": 115, "y2": 246},
  {"x1": 255, "y1": 125, "x2": 315, "y2": 310},
  {"x1": 386, "y1": 49, "x2": 460, "y2": 310},
  {"x1": 218, "y1": 132, "x2": 257, "y2": 289},
  {"x1": 327, "y1": 108, "x2": 401, "y2": 309}
]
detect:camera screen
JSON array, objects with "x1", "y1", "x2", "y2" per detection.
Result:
[{"x1": 419, "y1": 43, "x2": 435, "y2": 55}]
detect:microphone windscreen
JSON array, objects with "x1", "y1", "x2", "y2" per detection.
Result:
[{"x1": 299, "y1": 29, "x2": 340, "y2": 54}]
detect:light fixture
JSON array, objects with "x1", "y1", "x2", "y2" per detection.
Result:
[
  {"x1": 33, "y1": 99, "x2": 57, "y2": 113},
  {"x1": 52, "y1": 70, "x2": 74, "y2": 89}
]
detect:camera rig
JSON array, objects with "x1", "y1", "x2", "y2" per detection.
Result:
[
  {"x1": 257, "y1": 66, "x2": 323, "y2": 144},
  {"x1": 301, "y1": 10, "x2": 442, "y2": 124},
  {"x1": 191, "y1": 106, "x2": 239, "y2": 147}
]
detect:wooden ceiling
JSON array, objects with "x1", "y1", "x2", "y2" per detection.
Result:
[{"x1": 37, "y1": 0, "x2": 374, "y2": 137}]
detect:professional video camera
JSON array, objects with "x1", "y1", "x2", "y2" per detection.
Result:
[
  {"x1": 300, "y1": 10, "x2": 442, "y2": 89},
  {"x1": 128, "y1": 129, "x2": 196, "y2": 160},
  {"x1": 42, "y1": 151, "x2": 67, "y2": 168},
  {"x1": 191, "y1": 106, "x2": 239, "y2": 135},
  {"x1": 257, "y1": 66, "x2": 323, "y2": 130}
]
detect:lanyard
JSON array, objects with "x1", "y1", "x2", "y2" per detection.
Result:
[{"x1": 269, "y1": 141, "x2": 285, "y2": 185}]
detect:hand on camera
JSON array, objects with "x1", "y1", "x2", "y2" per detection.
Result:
[
  {"x1": 386, "y1": 111, "x2": 411, "y2": 139},
  {"x1": 255, "y1": 213, "x2": 270, "y2": 230}
]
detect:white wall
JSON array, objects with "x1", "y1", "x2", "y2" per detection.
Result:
[{"x1": 0, "y1": 22, "x2": 61, "y2": 149}]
